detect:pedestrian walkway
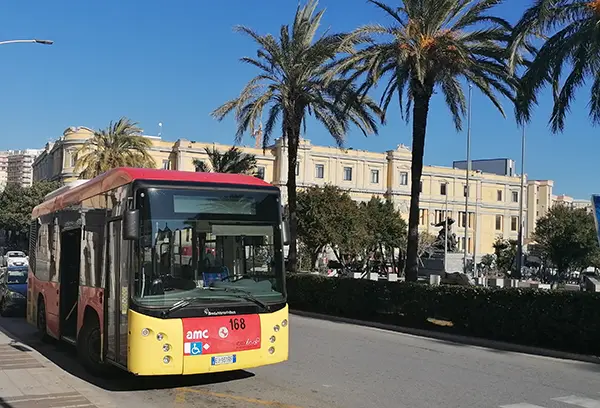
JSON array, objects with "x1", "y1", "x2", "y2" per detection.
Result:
[
  {"x1": 0, "y1": 329, "x2": 99, "y2": 407},
  {"x1": 501, "y1": 395, "x2": 600, "y2": 407},
  {"x1": 0, "y1": 320, "x2": 149, "y2": 408}
]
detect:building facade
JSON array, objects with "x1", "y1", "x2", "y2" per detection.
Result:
[
  {"x1": 0, "y1": 149, "x2": 42, "y2": 189},
  {"x1": 32, "y1": 126, "x2": 583, "y2": 256}
]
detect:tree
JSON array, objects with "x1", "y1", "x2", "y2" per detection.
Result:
[
  {"x1": 360, "y1": 197, "x2": 407, "y2": 274},
  {"x1": 192, "y1": 146, "x2": 257, "y2": 175},
  {"x1": 533, "y1": 205, "x2": 599, "y2": 281},
  {"x1": 337, "y1": 0, "x2": 515, "y2": 281},
  {"x1": 211, "y1": 0, "x2": 383, "y2": 272},
  {"x1": 493, "y1": 237, "x2": 518, "y2": 276},
  {"x1": 509, "y1": 0, "x2": 600, "y2": 132},
  {"x1": 296, "y1": 185, "x2": 344, "y2": 270},
  {"x1": 0, "y1": 181, "x2": 60, "y2": 250},
  {"x1": 75, "y1": 117, "x2": 155, "y2": 179}
]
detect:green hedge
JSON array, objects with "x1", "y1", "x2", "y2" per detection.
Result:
[{"x1": 287, "y1": 274, "x2": 600, "y2": 356}]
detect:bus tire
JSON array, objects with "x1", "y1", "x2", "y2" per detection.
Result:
[
  {"x1": 77, "y1": 316, "x2": 109, "y2": 377},
  {"x1": 36, "y1": 298, "x2": 51, "y2": 343}
]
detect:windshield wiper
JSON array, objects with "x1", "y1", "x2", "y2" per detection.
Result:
[
  {"x1": 160, "y1": 297, "x2": 202, "y2": 318},
  {"x1": 207, "y1": 287, "x2": 270, "y2": 312}
]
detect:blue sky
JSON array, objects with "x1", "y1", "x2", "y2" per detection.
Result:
[{"x1": 0, "y1": 0, "x2": 595, "y2": 198}]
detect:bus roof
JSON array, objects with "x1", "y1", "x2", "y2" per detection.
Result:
[{"x1": 32, "y1": 167, "x2": 273, "y2": 219}]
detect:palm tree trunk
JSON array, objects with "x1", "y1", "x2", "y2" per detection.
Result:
[
  {"x1": 405, "y1": 91, "x2": 432, "y2": 282},
  {"x1": 286, "y1": 129, "x2": 300, "y2": 274}
]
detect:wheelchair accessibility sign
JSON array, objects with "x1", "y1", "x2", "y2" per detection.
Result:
[{"x1": 184, "y1": 342, "x2": 204, "y2": 356}]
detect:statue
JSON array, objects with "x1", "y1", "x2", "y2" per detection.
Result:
[{"x1": 431, "y1": 217, "x2": 458, "y2": 252}]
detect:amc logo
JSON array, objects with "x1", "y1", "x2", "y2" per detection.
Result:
[{"x1": 186, "y1": 329, "x2": 209, "y2": 340}]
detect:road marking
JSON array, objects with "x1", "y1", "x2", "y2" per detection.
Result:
[
  {"x1": 553, "y1": 395, "x2": 600, "y2": 407},
  {"x1": 499, "y1": 404, "x2": 547, "y2": 408},
  {"x1": 179, "y1": 387, "x2": 303, "y2": 407}
]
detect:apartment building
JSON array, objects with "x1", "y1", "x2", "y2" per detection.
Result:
[
  {"x1": 0, "y1": 152, "x2": 8, "y2": 191},
  {"x1": 32, "y1": 125, "x2": 581, "y2": 255}
]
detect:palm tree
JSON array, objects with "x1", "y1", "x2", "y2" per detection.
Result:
[
  {"x1": 75, "y1": 117, "x2": 155, "y2": 179},
  {"x1": 509, "y1": 0, "x2": 600, "y2": 132},
  {"x1": 192, "y1": 146, "x2": 258, "y2": 174},
  {"x1": 337, "y1": 0, "x2": 516, "y2": 281},
  {"x1": 211, "y1": 0, "x2": 383, "y2": 272}
]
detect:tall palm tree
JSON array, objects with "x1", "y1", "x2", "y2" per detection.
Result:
[
  {"x1": 337, "y1": 0, "x2": 516, "y2": 281},
  {"x1": 509, "y1": 0, "x2": 600, "y2": 132},
  {"x1": 75, "y1": 117, "x2": 155, "y2": 179},
  {"x1": 193, "y1": 146, "x2": 258, "y2": 174},
  {"x1": 211, "y1": 0, "x2": 383, "y2": 272}
]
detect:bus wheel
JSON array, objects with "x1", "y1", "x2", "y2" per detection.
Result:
[
  {"x1": 77, "y1": 318, "x2": 108, "y2": 376},
  {"x1": 36, "y1": 299, "x2": 51, "y2": 342}
]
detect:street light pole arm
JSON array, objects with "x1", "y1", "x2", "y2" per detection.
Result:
[{"x1": 0, "y1": 39, "x2": 53, "y2": 46}]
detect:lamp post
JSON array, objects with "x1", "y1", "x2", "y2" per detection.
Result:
[
  {"x1": 463, "y1": 83, "x2": 473, "y2": 275},
  {"x1": 0, "y1": 39, "x2": 53, "y2": 46},
  {"x1": 444, "y1": 181, "x2": 449, "y2": 272},
  {"x1": 516, "y1": 125, "x2": 526, "y2": 278}
]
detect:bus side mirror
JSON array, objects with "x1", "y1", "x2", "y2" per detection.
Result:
[
  {"x1": 282, "y1": 220, "x2": 290, "y2": 245},
  {"x1": 123, "y1": 209, "x2": 140, "y2": 240}
]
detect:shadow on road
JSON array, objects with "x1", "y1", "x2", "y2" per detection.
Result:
[{"x1": 0, "y1": 317, "x2": 255, "y2": 392}]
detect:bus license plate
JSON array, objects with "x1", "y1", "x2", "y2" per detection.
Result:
[{"x1": 211, "y1": 355, "x2": 236, "y2": 366}]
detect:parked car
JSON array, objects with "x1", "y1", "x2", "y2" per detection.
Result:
[
  {"x1": 0, "y1": 265, "x2": 28, "y2": 316},
  {"x1": 3, "y1": 251, "x2": 28, "y2": 268}
]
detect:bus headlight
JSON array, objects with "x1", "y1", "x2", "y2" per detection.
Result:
[
  {"x1": 141, "y1": 328, "x2": 150, "y2": 337},
  {"x1": 273, "y1": 325, "x2": 280, "y2": 332},
  {"x1": 281, "y1": 319, "x2": 288, "y2": 327},
  {"x1": 163, "y1": 344, "x2": 171, "y2": 352}
]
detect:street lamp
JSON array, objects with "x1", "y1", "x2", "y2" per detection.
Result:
[
  {"x1": 0, "y1": 39, "x2": 53, "y2": 46},
  {"x1": 463, "y1": 83, "x2": 473, "y2": 275},
  {"x1": 441, "y1": 178, "x2": 450, "y2": 272},
  {"x1": 516, "y1": 125, "x2": 526, "y2": 278}
]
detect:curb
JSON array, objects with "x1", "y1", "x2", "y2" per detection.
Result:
[{"x1": 290, "y1": 310, "x2": 600, "y2": 365}]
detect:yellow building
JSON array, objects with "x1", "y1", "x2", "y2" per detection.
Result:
[{"x1": 33, "y1": 126, "x2": 559, "y2": 256}]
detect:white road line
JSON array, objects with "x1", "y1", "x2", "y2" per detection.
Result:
[
  {"x1": 552, "y1": 395, "x2": 600, "y2": 408},
  {"x1": 500, "y1": 404, "x2": 547, "y2": 408}
]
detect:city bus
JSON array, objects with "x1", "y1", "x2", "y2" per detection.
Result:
[{"x1": 27, "y1": 167, "x2": 290, "y2": 376}]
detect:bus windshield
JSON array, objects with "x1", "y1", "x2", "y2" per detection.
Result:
[{"x1": 133, "y1": 185, "x2": 285, "y2": 308}]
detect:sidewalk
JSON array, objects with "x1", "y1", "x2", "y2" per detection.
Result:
[{"x1": 0, "y1": 319, "x2": 143, "y2": 408}]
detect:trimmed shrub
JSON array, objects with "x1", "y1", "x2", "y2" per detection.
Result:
[{"x1": 287, "y1": 274, "x2": 600, "y2": 356}]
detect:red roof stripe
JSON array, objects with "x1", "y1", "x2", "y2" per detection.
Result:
[{"x1": 32, "y1": 167, "x2": 273, "y2": 219}]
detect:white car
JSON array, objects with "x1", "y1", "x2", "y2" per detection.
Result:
[{"x1": 3, "y1": 251, "x2": 28, "y2": 268}]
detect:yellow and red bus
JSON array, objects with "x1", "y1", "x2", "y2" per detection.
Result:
[{"x1": 27, "y1": 167, "x2": 289, "y2": 376}]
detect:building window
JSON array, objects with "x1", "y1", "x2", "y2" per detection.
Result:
[
  {"x1": 295, "y1": 162, "x2": 300, "y2": 176},
  {"x1": 315, "y1": 164, "x2": 324, "y2": 179},
  {"x1": 256, "y1": 166, "x2": 265, "y2": 180},
  {"x1": 399, "y1": 171, "x2": 408, "y2": 185},
  {"x1": 511, "y1": 216, "x2": 518, "y2": 231},
  {"x1": 463, "y1": 185, "x2": 469, "y2": 197},
  {"x1": 419, "y1": 209, "x2": 427, "y2": 226},
  {"x1": 435, "y1": 210, "x2": 451, "y2": 224},
  {"x1": 497, "y1": 190, "x2": 503, "y2": 201},
  {"x1": 459, "y1": 211, "x2": 474, "y2": 228},
  {"x1": 343, "y1": 166, "x2": 352, "y2": 181},
  {"x1": 440, "y1": 183, "x2": 447, "y2": 196},
  {"x1": 419, "y1": 180, "x2": 423, "y2": 193},
  {"x1": 370, "y1": 169, "x2": 379, "y2": 184},
  {"x1": 495, "y1": 215, "x2": 503, "y2": 231},
  {"x1": 194, "y1": 161, "x2": 205, "y2": 172},
  {"x1": 512, "y1": 191, "x2": 519, "y2": 203},
  {"x1": 162, "y1": 160, "x2": 170, "y2": 170}
]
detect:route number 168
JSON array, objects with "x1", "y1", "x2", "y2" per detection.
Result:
[{"x1": 229, "y1": 318, "x2": 246, "y2": 331}]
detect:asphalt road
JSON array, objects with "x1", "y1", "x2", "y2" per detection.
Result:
[{"x1": 1, "y1": 314, "x2": 599, "y2": 408}]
